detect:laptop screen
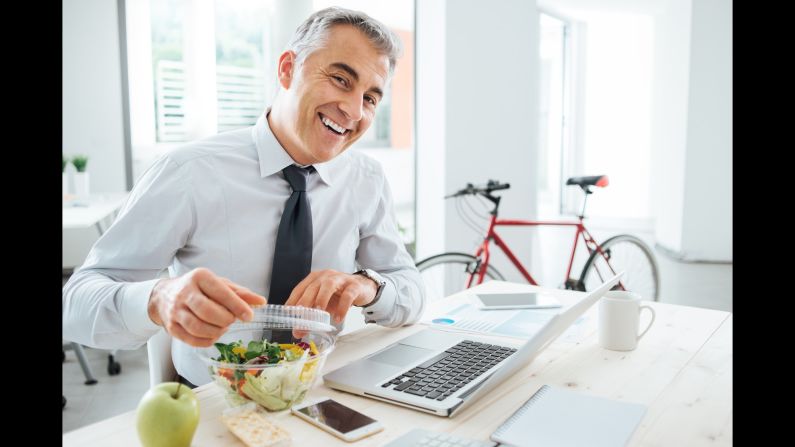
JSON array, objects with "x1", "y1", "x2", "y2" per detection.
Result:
[{"x1": 451, "y1": 272, "x2": 624, "y2": 416}]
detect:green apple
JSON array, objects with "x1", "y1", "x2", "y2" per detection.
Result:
[{"x1": 136, "y1": 382, "x2": 200, "y2": 447}]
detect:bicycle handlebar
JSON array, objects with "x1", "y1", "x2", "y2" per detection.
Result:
[{"x1": 445, "y1": 180, "x2": 511, "y2": 199}]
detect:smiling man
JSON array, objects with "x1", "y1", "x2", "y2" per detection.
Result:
[
  {"x1": 270, "y1": 25, "x2": 387, "y2": 165},
  {"x1": 62, "y1": 7, "x2": 426, "y2": 387}
]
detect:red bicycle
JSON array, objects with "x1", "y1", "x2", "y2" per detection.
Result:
[{"x1": 415, "y1": 176, "x2": 660, "y2": 301}]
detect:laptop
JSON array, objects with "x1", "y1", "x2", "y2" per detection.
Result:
[{"x1": 323, "y1": 272, "x2": 624, "y2": 417}]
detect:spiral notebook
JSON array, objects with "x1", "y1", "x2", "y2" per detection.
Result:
[{"x1": 491, "y1": 385, "x2": 646, "y2": 447}]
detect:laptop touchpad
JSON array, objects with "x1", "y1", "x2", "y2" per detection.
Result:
[{"x1": 368, "y1": 344, "x2": 435, "y2": 367}]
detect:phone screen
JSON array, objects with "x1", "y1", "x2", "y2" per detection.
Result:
[{"x1": 296, "y1": 399, "x2": 377, "y2": 434}]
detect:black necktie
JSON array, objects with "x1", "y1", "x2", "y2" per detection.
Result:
[{"x1": 269, "y1": 165, "x2": 313, "y2": 305}]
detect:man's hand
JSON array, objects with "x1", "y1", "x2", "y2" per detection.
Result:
[
  {"x1": 284, "y1": 270, "x2": 378, "y2": 324},
  {"x1": 148, "y1": 267, "x2": 267, "y2": 347}
]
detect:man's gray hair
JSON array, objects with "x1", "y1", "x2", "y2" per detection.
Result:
[{"x1": 287, "y1": 7, "x2": 403, "y2": 77}]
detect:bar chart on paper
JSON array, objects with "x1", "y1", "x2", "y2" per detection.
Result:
[{"x1": 422, "y1": 293, "x2": 586, "y2": 341}]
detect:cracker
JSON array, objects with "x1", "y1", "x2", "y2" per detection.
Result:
[{"x1": 221, "y1": 403, "x2": 291, "y2": 447}]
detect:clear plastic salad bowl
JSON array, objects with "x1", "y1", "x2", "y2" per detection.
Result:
[{"x1": 194, "y1": 305, "x2": 337, "y2": 411}]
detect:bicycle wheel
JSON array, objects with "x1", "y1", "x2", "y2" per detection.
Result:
[
  {"x1": 579, "y1": 234, "x2": 660, "y2": 301},
  {"x1": 416, "y1": 252, "x2": 505, "y2": 302}
]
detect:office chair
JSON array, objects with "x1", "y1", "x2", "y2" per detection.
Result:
[
  {"x1": 147, "y1": 329, "x2": 176, "y2": 388},
  {"x1": 62, "y1": 342, "x2": 97, "y2": 412},
  {"x1": 108, "y1": 349, "x2": 122, "y2": 374},
  {"x1": 63, "y1": 342, "x2": 98, "y2": 385}
]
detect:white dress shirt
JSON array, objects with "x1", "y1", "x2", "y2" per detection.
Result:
[{"x1": 62, "y1": 112, "x2": 426, "y2": 385}]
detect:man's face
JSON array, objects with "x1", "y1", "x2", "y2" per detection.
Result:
[{"x1": 275, "y1": 25, "x2": 390, "y2": 165}]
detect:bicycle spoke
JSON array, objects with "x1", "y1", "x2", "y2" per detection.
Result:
[
  {"x1": 416, "y1": 254, "x2": 505, "y2": 302},
  {"x1": 581, "y1": 237, "x2": 659, "y2": 301},
  {"x1": 421, "y1": 262, "x2": 465, "y2": 301}
]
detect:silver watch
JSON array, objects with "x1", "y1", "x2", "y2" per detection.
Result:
[{"x1": 353, "y1": 268, "x2": 386, "y2": 308}]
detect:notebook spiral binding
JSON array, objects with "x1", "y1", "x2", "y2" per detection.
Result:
[{"x1": 493, "y1": 385, "x2": 551, "y2": 437}]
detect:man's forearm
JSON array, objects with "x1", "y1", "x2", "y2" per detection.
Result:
[{"x1": 62, "y1": 269, "x2": 162, "y2": 350}]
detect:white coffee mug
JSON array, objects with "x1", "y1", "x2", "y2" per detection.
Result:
[{"x1": 598, "y1": 291, "x2": 655, "y2": 351}]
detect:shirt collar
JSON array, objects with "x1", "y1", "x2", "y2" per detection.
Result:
[{"x1": 252, "y1": 109, "x2": 333, "y2": 186}]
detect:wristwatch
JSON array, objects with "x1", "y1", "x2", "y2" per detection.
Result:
[{"x1": 353, "y1": 268, "x2": 386, "y2": 308}]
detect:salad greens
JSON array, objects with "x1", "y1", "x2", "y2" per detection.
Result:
[
  {"x1": 214, "y1": 340, "x2": 283, "y2": 364},
  {"x1": 211, "y1": 339, "x2": 321, "y2": 411}
]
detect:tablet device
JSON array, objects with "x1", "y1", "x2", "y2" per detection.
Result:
[{"x1": 474, "y1": 292, "x2": 562, "y2": 310}]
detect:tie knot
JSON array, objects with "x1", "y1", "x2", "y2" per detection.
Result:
[{"x1": 282, "y1": 165, "x2": 312, "y2": 192}]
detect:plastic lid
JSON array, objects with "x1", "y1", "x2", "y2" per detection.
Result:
[{"x1": 229, "y1": 304, "x2": 336, "y2": 333}]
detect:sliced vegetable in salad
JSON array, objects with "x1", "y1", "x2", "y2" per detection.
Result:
[{"x1": 211, "y1": 338, "x2": 322, "y2": 411}]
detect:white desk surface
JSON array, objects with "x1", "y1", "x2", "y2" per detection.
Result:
[
  {"x1": 62, "y1": 193, "x2": 128, "y2": 229},
  {"x1": 62, "y1": 281, "x2": 732, "y2": 446}
]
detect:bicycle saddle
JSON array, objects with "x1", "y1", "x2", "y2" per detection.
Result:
[{"x1": 566, "y1": 175, "x2": 609, "y2": 188}]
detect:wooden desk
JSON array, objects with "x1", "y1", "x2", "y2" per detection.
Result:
[{"x1": 62, "y1": 281, "x2": 732, "y2": 446}]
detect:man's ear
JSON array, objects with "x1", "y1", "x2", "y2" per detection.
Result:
[{"x1": 277, "y1": 51, "x2": 297, "y2": 89}]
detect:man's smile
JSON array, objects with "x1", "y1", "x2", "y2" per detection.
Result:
[{"x1": 318, "y1": 112, "x2": 350, "y2": 136}]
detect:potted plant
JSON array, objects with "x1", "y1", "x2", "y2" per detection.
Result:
[
  {"x1": 72, "y1": 154, "x2": 90, "y2": 199},
  {"x1": 63, "y1": 155, "x2": 70, "y2": 197}
]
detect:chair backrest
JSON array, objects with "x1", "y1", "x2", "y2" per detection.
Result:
[{"x1": 146, "y1": 329, "x2": 176, "y2": 388}]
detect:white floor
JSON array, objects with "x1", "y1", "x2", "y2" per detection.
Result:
[
  {"x1": 62, "y1": 344, "x2": 151, "y2": 433},
  {"x1": 62, "y1": 248, "x2": 732, "y2": 434}
]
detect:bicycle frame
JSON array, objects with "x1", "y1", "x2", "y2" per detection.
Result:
[{"x1": 467, "y1": 213, "x2": 607, "y2": 288}]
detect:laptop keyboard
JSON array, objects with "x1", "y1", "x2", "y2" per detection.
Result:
[
  {"x1": 380, "y1": 340, "x2": 517, "y2": 401},
  {"x1": 383, "y1": 428, "x2": 497, "y2": 447}
]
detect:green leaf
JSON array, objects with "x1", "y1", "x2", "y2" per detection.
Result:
[
  {"x1": 72, "y1": 154, "x2": 89, "y2": 172},
  {"x1": 214, "y1": 342, "x2": 231, "y2": 362},
  {"x1": 247, "y1": 340, "x2": 264, "y2": 356},
  {"x1": 214, "y1": 340, "x2": 245, "y2": 363},
  {"x1": 265, "y1": 342, "x2": 281, "y2": 363}
]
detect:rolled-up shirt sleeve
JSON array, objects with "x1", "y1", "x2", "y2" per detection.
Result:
[
  {"x1": 62, "y1": 155, "x2": 195, "y2": 350},
  {"x1": 355, "y1": 172, "x2": 426, "y2": 327}
]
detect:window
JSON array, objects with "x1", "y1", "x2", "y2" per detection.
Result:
[
  {"x1": 536, "y1": 9, "x2": 654, "y2": 227},
  {"x1": 537, "y1": 12, "x2": 570, "y2": 218},
  {"x1": 213, "y1": 1, "x2": 269, "y2": 133},
  {"x1": 574, "y1": 12, "x2": 654, "y2": 224},
  {"x1": 150, "y1": 0, "x2": 185, "y2": 142},
  {"x1": 148, "y1": 0, "x2": 268, "y2": 143}
]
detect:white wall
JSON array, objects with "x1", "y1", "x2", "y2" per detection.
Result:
[
  {"x1": 415, "y1": 0, "x2": 446, "y2": 260},
  {"x1": 679, "y1": 0, "x2": 732, "y2": 261},
  {"x1": 442, "y1": 0, "x2": 540, "y2": 281},
  {"x1": 653, "y1": 0, "x2": 732, "y2": 262},
  {"x1": 651, "y1": 0, "x2": 692, "y2": 253},
  {"x1": 63, "y1": 0, "x2": 128, "y2": 268}
]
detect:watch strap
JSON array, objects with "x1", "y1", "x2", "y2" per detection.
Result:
[{"x1": 354, "y1": 269, "x2": 385, "y2": 308}]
